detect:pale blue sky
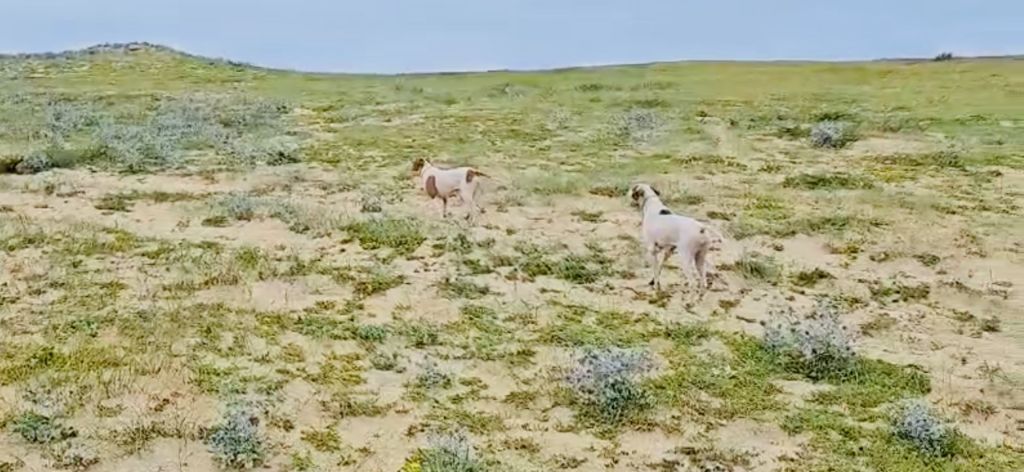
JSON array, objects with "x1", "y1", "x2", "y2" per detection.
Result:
[{"x1": 2, "y1": 1, "x2": 1021, "y2": 73}]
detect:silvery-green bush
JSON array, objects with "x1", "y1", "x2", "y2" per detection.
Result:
[
  {"x1": 763, "y1": 299, "x2": 855, "y2": 380},
  {"x1": 207, "y1": 404, "x2": 266, "y2": 469},
  {"x1": 91, "y1": 122, "x2": 180, "y2": 172},
  {"x1": 890, "y1": 400, "x2": 955, "y2": 457},
  {"x1": 14, "y1": 150, "x2": 54, "y2": 174},
  {"x1": 609, "y1": 108, "x2": 661, "y2": 144},
  {"x1": 420, "y1": 430, "x2": 485, "y2": 472},
  {"x1": 415, "y1": 359, "x2": 453, "y2": 390},
  {"x1": 565, "y1": 348, "x2": 654, "y2": 424},
  {"x1": 809, "y1": 120, "x2": 855, "y2": 149}
]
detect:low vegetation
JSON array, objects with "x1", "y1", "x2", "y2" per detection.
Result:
[{"x1": 1, "y1": 44, "x2": 1021, "y2": 471}]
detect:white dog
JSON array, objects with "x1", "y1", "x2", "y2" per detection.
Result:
[
  {"x1": 412, "y1": 158, "x2": 488, "y2": 220},
  {"x1": 629, "y1": 183, "x2": 715, "y2": 293}
]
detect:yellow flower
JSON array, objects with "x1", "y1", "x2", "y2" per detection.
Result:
[{"x1": 399, "y1": 458, "x2": 422, "y2": 472}]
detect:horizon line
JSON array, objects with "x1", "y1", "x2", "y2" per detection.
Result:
[{"x1": 2, "y1": 41, "x2": 1022, "y2": 76}]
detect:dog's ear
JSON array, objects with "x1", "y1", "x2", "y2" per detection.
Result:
[
  {"x1": 629, "y1": 185, "x2": 643, "y2": 203},
  {"x1": 411, "y1": 158, "x2": 425, "y2": 172}
]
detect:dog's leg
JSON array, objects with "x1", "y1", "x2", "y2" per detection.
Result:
[
  {"x1": 649, "y1": 246, "x2": 672, "y2": 290},
  {"x1": 646, "y1": 244, "x2": 661, "y2": 289},
  {"x1": 678, "y1": 248, "x2": 697, "y2": 292},
  {"x1": 463, "y1": 188, "x2": 478, "y2": 222},
  {"x1": 441, "y1": 197, "x2": 449, "y2": 218},
  {"x1": 694, "y1": 246, "x2": 709, "y2": 293}
]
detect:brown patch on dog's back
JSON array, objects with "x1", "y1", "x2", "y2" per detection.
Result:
[{"x1": 425, "y1": 175, "x2": 439, "y2": 198}]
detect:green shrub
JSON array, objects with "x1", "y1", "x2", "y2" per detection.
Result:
[
  {"x1": 346, "y1": 218, "x2": 425, "y2": 256},
  {"x1": 782, "y1": 172, "x2": 875, "y2": 190},
  {"x1": 10, "y1": 411, "x2": 76, "y2": 444}
]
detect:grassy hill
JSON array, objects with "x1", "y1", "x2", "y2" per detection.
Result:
[{"x1": 1, "y1": 44, "x2": 1023, "y2": 471}]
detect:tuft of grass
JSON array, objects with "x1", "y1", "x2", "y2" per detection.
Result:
[
  {"x1": 50, "y1": 441, "x2": 101, "y2": 470},
  {"x1": 368, "y1": 351, "x2": 402, "y2": 372},
  {"x1": 323, "y1": 392, "x2": 390, "y2": 420},
  {"x1": 402, "y1": 321, "x2": 442, "y2": 348},
  {"x1": 570, "y1": 209, "x2": 604, "y2": 223},
  {"x1": 913, "y1": 253, "x2": 941, "y2": 267},
  {"x1": 861, "y1": 313, "x2": 898, "y2": 336},
  {"x1": 874, "y1": 149, "x2": 965, "y2": 169},
  {"x1": 978, "y1": 316, "x2": 1001, "y2": 333},
  {"x1": 588, "y1": 183, "x2": 627, "y2": 198},
  {"x1": 782, "y1": 172, "x2": 875, "y2": 190},
  {"x1": 345, "y1": 217, "x2": 425, "y2": 256},
  {"x1": 652, "y1": 334, "x2": 784, "y2": 421},
  {"x1": 301, "y1": 427, "x2": 342, "y2": 452},
  {"x1": 352, "y1": 268, "x2": 405, "y2": 298},
  {"x1": 809, "y1": 357, "x2": 931, "y2": 412},
  {"x1": 414, "y1": 359, "x2": 453, "y2": 390},
  {"x1": 323, "y1": 265, "x2": 405, "y2": 298},
  {"x1": 729, "y1": 252, "x2": 783, "y2": 284},
  {"x1": 552, "y1": 254, "x2": 608, "y2": 284},
  {"x1": 437, "y1": 277, "x2": 491, "y2": 300},
  {"x1": 111, "y1": 419, "x2": 166, "y2": 454},
  {"x1": 869, "y1": 278, "x2": 931, "y2": 304},
  {"x1": 10, "y1": 411, "x2": 76, "y2": 444},
  {"x1": 355, "y1": 324, "x2": 390, "y2": 343},
  {"x1": 410, "y1": 430, "x2": 485, "y2": 472},
  {"x1": 541, "y1": 305, "x2": 653, "y2": 348},
  {"x1": 213, "y1": 193, "x2": 259, "y2": 221},
  {"x1": 94, "y1": 192, "x2": 133, "y2": 212},
  {"x1": 514, "y1": 242, "x2": 614, "y2": 284},
  {"x1": 791, "y1": 267, "x2": 834, "y2": 287}
]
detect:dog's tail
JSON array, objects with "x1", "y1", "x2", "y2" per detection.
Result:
[{"x1": 466, "y1": 168, "x2": 490, "y2": 183}]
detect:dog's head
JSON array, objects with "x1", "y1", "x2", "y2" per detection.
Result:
[
  {"x1": 411, "y1": 158, "x2": 428, "y2": 173},
  {"x1": 628, "y1": 183, "x2": 660, "y2": 207}
]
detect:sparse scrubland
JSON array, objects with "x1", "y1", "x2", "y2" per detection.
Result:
[{"x1": 1, "y1": 44, "x2": 1023, "y2": 471}]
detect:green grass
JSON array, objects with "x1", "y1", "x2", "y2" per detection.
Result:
[
  {"x1": 437, "y1": 277, "x2": 491, "y2": 299},
  {"x1": 652, "y1": 335, "x2": 783, "y2": 422},
  {"x1": 782, "y1": 172, "x2": 876, "y2": 190},
  {"x1": 345, "y1": 217, "x2": 426, "y2": 256},
  {"x1": 301, "y1": 427, "x2": 342, "y2": 452},
  {"x1": 783, "y1": 407, "x2": 1023, "y2": 471},
  {"x1": 540, "y1": 304, "x2": 657, "y2": 348}
]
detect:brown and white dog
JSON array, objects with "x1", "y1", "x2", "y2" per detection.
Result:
[
  {"x1": 629, "y1": 183, "x2": 717, "y2": 294},
  {"x1": 411, "y1": 158, "x2": 488, "y2": 220}
]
